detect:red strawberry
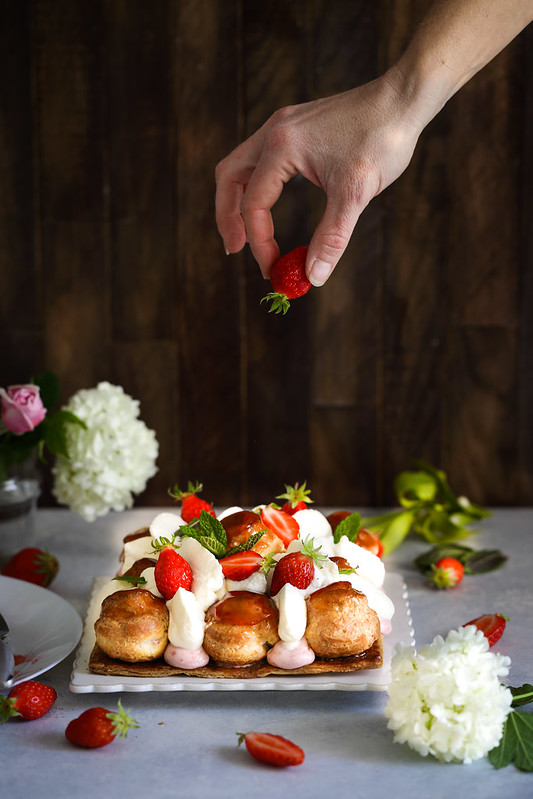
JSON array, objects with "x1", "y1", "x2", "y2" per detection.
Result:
[
  {"x1": 219, "y1": 551, "x2": 263, "y2": 581},
  {"x1": 261, "y1": 246, "x2": 311, "y2": 314},
  {"x1": 430, "y1": 557, "x2": 464, "y2": 589},
  {"x1": 154, "y1": 546, "x2": 193, "y2": 600},
  {"x1": 65, "y1": 700, "x2": 138, "y2": 748},
  {"x1": 269, "y1": 539, "x2": 326, "y2": 596},
  {"x1": 1, "y1": 547, "x2": 59, "y2": 587},
  {"x1": 463, "y1": 613, "x2": 508, "y2": 646},
  {"x1": 170, "y1": 480, "x2": 216, "y2": 524},
  {"x1": 237, "y1": 731, "x2": 305, "y2": 767},
  {"x1": 276, "y1": 481, "x2": 313, "y2": 516},
  {"x1": 260, "y1": 506, "x2": 300, "y2": 547},
  {"x1": 0, "y1": 680, "x2": 57, "y2": 723}
]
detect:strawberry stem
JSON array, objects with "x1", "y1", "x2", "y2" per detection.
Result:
[{"x1": 261, "y1": 292, "x2": 291, "y2": 315}]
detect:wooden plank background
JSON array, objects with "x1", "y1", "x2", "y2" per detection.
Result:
[{"x1": 1, "y1": 0, "x2": 532, "y2": 509}]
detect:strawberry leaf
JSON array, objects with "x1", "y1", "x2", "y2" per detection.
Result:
[{"x1": 488, "y1": 708, "x2": 533, "y2": 771}]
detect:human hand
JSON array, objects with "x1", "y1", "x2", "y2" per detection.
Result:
[{"x1": 215, "y1": 70, "x2": 429, "y2": 286}]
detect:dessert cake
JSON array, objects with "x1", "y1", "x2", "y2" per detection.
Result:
[{"x1": 88, "y1": 490, "x2": 395, "y2": 679}]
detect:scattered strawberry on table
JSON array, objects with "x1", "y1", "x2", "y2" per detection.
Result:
[
  {"x1": 169, "y1": 481, "x2": 216, "y2": 524},
  {"x1": 1, "y1": 547, "x2": 59, "y2": 587},
  {"x1": 430, "y1": 557, "x2": 464, "y2": 589},
  {"x1": 65, "y1": 700, "x2": 138, "y2": 748},
  {"x1": 0, "y1": 680, "x2": 57, "y2": 723},
  {"x1": 261, "y1": 246, "x2": 312, "y2": 314},
  {"x1": 464, "y1": 613, "x2": 509, "y2": 646},
  {"x1": 237, "y1": 731, "x2": 305, "y2": 767}
]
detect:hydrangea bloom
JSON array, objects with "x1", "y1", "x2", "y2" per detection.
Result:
[
  {"x1": 52, "y1": 382, "x2": 158, "y2": 521},
  {"x1": 384, "y1": 625, "x2": 512, "y2": 763}
]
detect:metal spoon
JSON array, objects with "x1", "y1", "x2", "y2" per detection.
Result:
[{"x1": 0, "y1": 613, "x2": 15, "y2": 690}]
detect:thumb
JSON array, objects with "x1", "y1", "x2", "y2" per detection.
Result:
[{"x1": 306, "y1": 197, "x2": 363, "y2": 287}]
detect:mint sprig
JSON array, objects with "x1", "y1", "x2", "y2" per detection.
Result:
[
  {"x1": 179, "y1": 510, "x2": 266, "y2": 559},
  {"x1": 489, "y1": 686, "x2": 533, "y2": 771},
  {"x1": 414, "y1": 543, "x2": 507, "y2": 575},
  {"x1": 360, "y1": 460, "x2": 490, "y2": 554},
  {"x1": 333, "y1": 512, "x2": 361, "y2": 544}
]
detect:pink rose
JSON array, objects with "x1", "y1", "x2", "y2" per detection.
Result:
[{"x1": 0, "y1": 384, "x2": 47, "y2": 434}]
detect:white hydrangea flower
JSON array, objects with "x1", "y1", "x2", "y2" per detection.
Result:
[
  {"x1": 384, "y1": 625, "x2": 512, "y2": 764},
  {"x1": 52, "y1": 382, "x2": 158, "y2": 521}
]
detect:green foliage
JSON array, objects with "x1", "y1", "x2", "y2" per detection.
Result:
[{"x1": 361, "y1": 460, "x2": 490, "y2": 554}]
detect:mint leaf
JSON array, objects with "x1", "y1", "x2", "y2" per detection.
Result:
[
  {"x1": 333, "y1": 512, "x2": 361, "y2": 544},
  {"x1": 488, "y1": 708, "x2": 533, "y2": 771},
  {"x1": 198, "y1": 511, "x2": 227, "y2": 546},
  {"x1": 225, "y1": 530, "x2": 266, "y2": 557},
  {"x1": 511, "y1": 685, "x2": 533, "y2": 708},
  {"x1": 113, "y1": 575, "x2": 147, "y2": 586}
]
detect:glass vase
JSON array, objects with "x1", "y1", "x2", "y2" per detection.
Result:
[{"x1": 0, "y1": 474, "x2": 41, "y2": 565}]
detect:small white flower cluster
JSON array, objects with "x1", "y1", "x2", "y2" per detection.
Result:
[
  {"x1": 384, "y1": 625, "x2": 512, "y2": 764},
  {"x1": 52, "y1": 382, "x2": 158, "y2": 522}
]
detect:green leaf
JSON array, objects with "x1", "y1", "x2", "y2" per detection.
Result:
[
  {"x1": 462, "y1": 548, "x2": 507, "y2": 574},
  {"x1": 394, "y1": 469, "x2": 437, "y2": 506},
  {"x1": 511, "y1": 685, "x2": 533, "y2": 708},
  {"x1": 225, "y1": 530, "x2": 266, "y2": 557},
  {"x1": 198, "y1": 511, "x2": 227, "y2": 546},
  {"x1": 33, "y1": 370, "x2": 59, "y2": 412},
  {"x1": 414, "y1": 544, "x2": 507, "y2": 575},
  {"x1": 333, "y1": 512, "x2": 361, "y2": 544},
  {"x1": 488, "y1": 709, "x2": 533, "y2": 771}
]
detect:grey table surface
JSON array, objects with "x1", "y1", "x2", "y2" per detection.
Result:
[{"x1": 1, "y1": 507, "x2": 532, "y2": 799}]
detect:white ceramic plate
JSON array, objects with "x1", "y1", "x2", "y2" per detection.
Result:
[
  {"x1": 0, "y1": 575, "x2": 82, "y2": 687},
  {"x1": 70, "y1": 572, "x2": 414, "y2": 693}
]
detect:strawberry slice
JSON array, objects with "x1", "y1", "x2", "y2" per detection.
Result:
[
  {"x1": 237, "y1": 731, "x2": 305, "y2": 767},
  {"x1": 260, "y1": 506, "x2": 299, "y2": 547},
  {"x1": 463, "y1": 613, "x2": 508, "y2": 646},
  {"x1": 219, "y1": 551, "x2": 263, "y2": 581}
]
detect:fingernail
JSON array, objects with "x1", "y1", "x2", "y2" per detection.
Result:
[{"x1": 308, "y1": 259, "x2": 332, "y2": 287}]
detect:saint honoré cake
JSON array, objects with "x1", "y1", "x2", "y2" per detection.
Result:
[{"x1": 88, "y1": 487, "x2": 394, "y2": 679}]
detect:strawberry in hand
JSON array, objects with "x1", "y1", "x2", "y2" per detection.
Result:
[
  {"x1": 1, "y1": 547, "x2": 59, "y2": 587},
  {"x1": 276, "y1": 481, "x2": 313, "y2": 516},
  {"x1": 260, "y1": 506, "x2": 300, "y2": 547},
  {"x1": 237, "y1": 731, "x2": 305, "y2": 767},
  {"x1": 261, "y1": 246, "x2": 311, "y2": 314},
  {"x1": 153, "y1": 544, "x2": 193, "y2": 600},
  {"x1": 430, "y1": 557, "x2": 464, "y2": 589},
  {"x1": 463, "y1": 613, "x2": 508, "y2": 646},
  {"x1": 65, "y1": 700, "x2": 138, "y2": 748},
  {"x1": 0, "y1": 680, "x2": 57, "y2": 723},
  {"x1": 269, "y1": 538, "x2": 326, "y2": 596},
  {"x1": 169, "y1": 481, "x2": 215, "y2": 524}
]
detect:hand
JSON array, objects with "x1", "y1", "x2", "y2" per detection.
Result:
[{"x1": 215, "y1": 70, "x2": 427, "y2": 286}]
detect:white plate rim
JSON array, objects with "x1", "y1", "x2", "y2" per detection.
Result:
[
  {"x1": 70, "y1": 572, "x2": 414, "y2": 693},
  {"x1": 0, "y1": 574, "x2": 83, "y2": 687}
]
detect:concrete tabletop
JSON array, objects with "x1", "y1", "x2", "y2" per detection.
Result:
[{"x1": 1, "y1": 507, "x2": 532, "y2": 799}]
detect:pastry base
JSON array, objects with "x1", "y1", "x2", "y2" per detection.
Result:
[{"x1": 88, "y1": 634, "x2": 383, "y2": 679}]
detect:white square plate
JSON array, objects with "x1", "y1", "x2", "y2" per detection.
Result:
[{"x1": 70, "y1": 572, "x2": 414, "y2": 692}]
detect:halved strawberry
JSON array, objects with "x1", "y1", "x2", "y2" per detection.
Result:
[
  {"x1": 463, "y1": 613, "x2": 508, "y2": 646},
  {"x1": 237, "y1": 731, "x2": 305, "y2": 767},
  {"x1": 154, "y1": 546, "x2": 193, "y2": 600},
  {"x1": 219, "y1": 551, "x2": 263, "y2": 581},
  {"x1": 276, "y1": 481, "x2": 313, "y2": 516},
  {"x1": 260, "y1": 506, "x2": 299, "y2": 547},
  {"x1": 261, "y1": 246, "x2": 311, "y2": 314}
]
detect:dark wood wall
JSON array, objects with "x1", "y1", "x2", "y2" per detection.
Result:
[{"x1": 1, "y1": 0, "x2": 532, "y2": 509}]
